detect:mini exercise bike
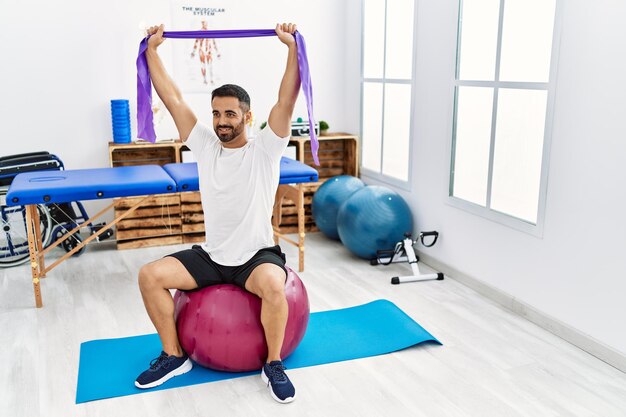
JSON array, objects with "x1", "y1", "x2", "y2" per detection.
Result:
[{"x1": 371, "y1": 231, "x2": 444, "y2": 285}]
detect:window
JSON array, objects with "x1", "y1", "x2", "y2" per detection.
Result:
[
  {"x1": 450, "y1": 0, "x2": 559, "y2": 232},
  {"x1": 361, "y1": 0, "x2": 415, "y2": 184}
]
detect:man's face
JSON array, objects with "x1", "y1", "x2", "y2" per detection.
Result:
[{"x1": 211, "y1": 96, "x2": 248, "y2": 143}]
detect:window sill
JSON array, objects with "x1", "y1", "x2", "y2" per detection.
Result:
[{"x1": 445, "y1": 195, "x2": 544, "y2": 238}]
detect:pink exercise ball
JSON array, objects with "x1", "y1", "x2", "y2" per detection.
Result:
[{"x1": 173, "y1": 266, "x2": 309, "y2": 372}]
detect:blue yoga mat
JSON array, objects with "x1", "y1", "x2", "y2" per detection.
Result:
[{"x1": 76, "y1": 299, "x2": 440, "y2": 403}]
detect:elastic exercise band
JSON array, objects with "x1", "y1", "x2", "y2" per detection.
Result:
[{"x1": 136, "y1": 29, "x2": 319, "y2": 165}]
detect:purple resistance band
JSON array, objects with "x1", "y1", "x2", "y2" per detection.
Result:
[{"x1": 136, "y1": 29, "x2": 319, "y2": 165}]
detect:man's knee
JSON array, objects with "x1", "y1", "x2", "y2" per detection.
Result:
[
  {"x1": 139, "y1": 257, "x2": 198, "y2": 293},
  {"x1": 138, "y1": 261, "x2": 165, "y2": 291},
  {"x1": 250, "y1": 268, "x2": 287, "y2": 304}
]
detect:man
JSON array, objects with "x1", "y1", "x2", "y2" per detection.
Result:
[{"x1": 134, "y1": 23, "x2": 301, "y2": 404}]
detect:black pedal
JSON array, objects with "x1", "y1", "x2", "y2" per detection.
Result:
[{"x1": 91, "y1": 223, "x2": 113, "y2": 241}]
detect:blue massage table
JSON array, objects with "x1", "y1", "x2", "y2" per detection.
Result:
[
  {"x1": 6, "y1": 158, "x2": 318, "y2": 307},
  {"x1": 162, "y1": 157, "x2": 320, "y2": 191}
]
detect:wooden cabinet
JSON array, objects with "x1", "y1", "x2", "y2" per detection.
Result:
[
  {"x1": 289, "y1": 133, "x2": 359, "y2": 178},
  {"x1": 277, "y1": 134, "x2": 359, "y2": 233},
  {"x1": 109, "y1": 141, "x2": 189, "y2": 249},
  {"x1": 180, "y1": 191, "x2": 205, "y2": 244},
  {"x1": 109, "y1": 141, "x2": 184, "y2": 167},
  {"x1": 114, "y1": 194, "x2": 183, "y2": 249}
]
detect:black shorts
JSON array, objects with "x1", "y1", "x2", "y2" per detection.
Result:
[{"x1": 167, "y1": 244, "x2": 287, "y2": 290}]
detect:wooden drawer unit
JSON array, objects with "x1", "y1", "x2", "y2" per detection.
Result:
[
  {"x1": 273, "y1": 183, "x2": 319, "y2": 234},
  {"x1": 114, "y1": 194, "x2": 182, "y2": 249},
  {"x1": 181, "y1": 191, "x2": 205, "y2": 244},
  {"x1": 289, "y1": 133, "x2": 359, "y2": 179},
  {"x1": 274, "y1": 134, "x2": 359, "y2": 233},
  {"x1": 109, "y1": 141, "x2": 183, "y2": 249},
  {"x1": 109, "y1": 141, "x2": 182, "y2": 167}
]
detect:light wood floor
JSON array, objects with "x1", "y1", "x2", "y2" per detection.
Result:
[{"x1": 1, "y1": 232, "x2": 625, "y2": 417}]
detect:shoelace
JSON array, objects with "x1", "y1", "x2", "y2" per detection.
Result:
[
  {"x1": 267, "y1": 363, "x2": 288, "y2": 383},
  {"x1": 149, "y1": 352, "x2": 171, "y2": 371}
]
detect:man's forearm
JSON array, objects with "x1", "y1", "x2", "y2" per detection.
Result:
[
  {"x1": 146, "y1": 47, "x2": 184, "y2": 108},
  {"x1": 277, "y1": 44, "x2": 301, "y2": 111},
  {"x1": 268, "y1": 42, "x2": 301, "y2": 137}
]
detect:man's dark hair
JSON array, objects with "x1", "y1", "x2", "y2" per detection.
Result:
[{"x1": 211, "y1": 84, "x2": 251, "y2": 112}]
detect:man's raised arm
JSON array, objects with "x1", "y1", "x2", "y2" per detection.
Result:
[
  {"x1": 146, "y1": 24, "x2": 197, "y2": 141},
  {"x1": 267, "y1": 23, "x2": 301, "y2": 138}
]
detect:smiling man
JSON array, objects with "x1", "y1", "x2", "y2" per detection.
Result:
[{"x1": 134, "y1": 22, "x2": 301, "y2": 404}]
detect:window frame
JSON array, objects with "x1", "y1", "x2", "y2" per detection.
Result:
[
  {"x1": 359, "y1": 0, "x2": 417, "y2": 190},
  {"x1": 447, "y1": 0, "x2": 563, "y2": 237}
]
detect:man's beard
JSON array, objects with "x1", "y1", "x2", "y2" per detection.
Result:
[{"x1": 215, "y1": 119, "x2": 246, "y2": 143}]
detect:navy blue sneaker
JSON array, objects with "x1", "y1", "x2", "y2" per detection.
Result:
[
  {"x1": 135, "y1": 351, "x2": 193, "y2": 389},
  {"x1": 261, "y1": 360, "x2": 296, "y2": 403}
]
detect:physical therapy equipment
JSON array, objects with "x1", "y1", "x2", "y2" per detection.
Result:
[
  {"x1": 311, "y1": 175, "x2": 365, "y2": 240},
  {"x1": 372, "y1": 231, "x2": 444, "y2": 284},
  {"x1": 337, "y1": 185, "x2": 413, "y2": 259},
  {"x1": 0, "y1": 152, "x2": 112, "y2": 268},
  {"x1": 76, "y1": 299, "x2": 440, "y2": 403},
  {"x1": 136, "y1": 29, "x2": 320, "y2": 165},
  {"x1": 6, "y1": 157, "x2": 318, "y2": 307},
  {"x1": 174, "y1": 266, "x2": 309, "y2": 372}
]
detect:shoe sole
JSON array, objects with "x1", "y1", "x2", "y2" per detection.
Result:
[
  {"x1": 261, "y1": 369, "x2": 296, "y2": 404},
  {"x1": 135, "y1": 358, "x2": 193, "y2": 389}
]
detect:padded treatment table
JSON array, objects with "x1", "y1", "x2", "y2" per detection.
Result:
[
  {"x1": 6, "y1": 165, "x2": 179, "y2": 307},
  {"x1": 162, "y1": 157, "x2": 319, "y2": 272},
  {"x1": 7, "y1": 165, "x2": 177, "y2": 205},
  {"x1": 277, "y1": 157, "x2": 320, "y2": 184},
  {"x1": 161, "y1": 157, "x2": 319, "y2": 191},
  {"x1": 6, "y1": 160, "x2": 318, "y2": 307}
]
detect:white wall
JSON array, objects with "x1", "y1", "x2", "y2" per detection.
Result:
[
  {"x1": 0, "y1": 0, "x2": 348, "y2": 214},
  {"x1": 356, "y1": 0, "x2": 626, "y2": 359}
]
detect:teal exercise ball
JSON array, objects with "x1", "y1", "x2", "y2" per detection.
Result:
[
  {"x1": 312, "y1": 175, "x2": 365, "y2": 240},
  {"x1": 337, "y1": 186, "x2": 413, "y2": 259}
]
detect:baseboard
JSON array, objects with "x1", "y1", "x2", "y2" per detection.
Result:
[{"x1": 417, "y1": 251, "x2": 626, "y2": 373}]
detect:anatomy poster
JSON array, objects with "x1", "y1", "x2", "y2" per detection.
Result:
[{"x1": 171, "y1": 2, "x2": 232, "y2": 92}]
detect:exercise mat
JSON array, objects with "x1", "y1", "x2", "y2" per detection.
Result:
[{"x1": 76, "y1": 299, "x2": 440, "y2": 403}]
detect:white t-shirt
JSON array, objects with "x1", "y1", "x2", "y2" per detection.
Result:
[{"x1": 185, "y1": 121, "x2": 289, "y2": 265}]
